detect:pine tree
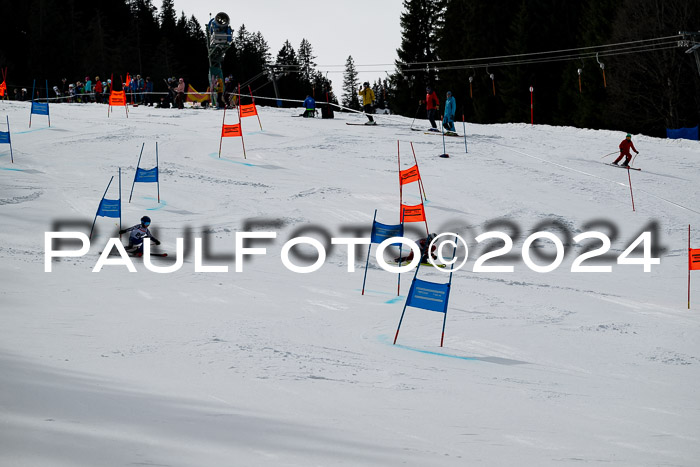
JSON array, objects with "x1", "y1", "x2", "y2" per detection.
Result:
[
  {"x1": 312, "y1": 71, "x2": 337, "y2": 105},
  {"x1": 605, "y1": 0, "x2": 700, "y2": 135},
  {"x1": 559, "y1": 0, "x2": 620, "y2": 130},
  {"x1": 390, "y1": 0, "x2": 442, "y2": 116},
  {"x1": 252, "y1": 32, "x2": 271, "y2": 66},
  {"x1": 372, "y1": 79, "x2": 388, "y2": 109},
  {"x1": 274, "y1": 40, "x2": 305, "y2": 107},
  {"x1": 342, "y1": 55, "x2": 360, "y2": 110},
  {"x1": 159, "y1": 0, "x2": 176, "y2": 34},
  {"x1": 153, "y1": 0, "x2": 178, "y2": 79},
  {"x1": 500, "y1": 0, "x2": 581, "y2": 125},
  {"x1": 298, "y1": 39, "x2": 316, "y2": 85}
]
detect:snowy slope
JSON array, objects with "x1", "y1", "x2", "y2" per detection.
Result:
[{"x1": 1, "y1": 100, "x2": 699, "y2": 466}]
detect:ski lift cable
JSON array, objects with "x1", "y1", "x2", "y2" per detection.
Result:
[
  {"x1": 400, "y1": 34, "x2": 683, "y2": 67},
  {"x1": 310, "y1": 34, "x2": 680, "y2": 69},
  {"x1": 394, "y1": 43, "x2": 680, "y2": 73},
  {"x1": 308, "y1": 42, "x2": 680, "y2": 74},
  {"x1": 398, "y1": 41, "x2": 680, "y2": 71}
]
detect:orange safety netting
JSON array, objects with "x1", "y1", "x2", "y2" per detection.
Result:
[
  {"x1": 221, "y1": 123, "x2": 242, "y2": 137},
  {"x1": 399, "y1": 165, "x2": 421, "y2": 185},
  {"x1": 108, "y1": 91, "x2": 126, "y2": 106},
  {"x1": 691, "y1": 249, "x2": 700, "y2": 271},
  {"x1": 400, "y1": 204, "x2": 426, "y2": 223}
]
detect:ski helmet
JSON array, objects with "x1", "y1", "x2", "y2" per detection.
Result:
[
  {"x1": 626, "y1": 133, "x2": 632, "y2": 138},
  {"x1": 141, "y1": 216, "x2": 151, "y2": 226}
]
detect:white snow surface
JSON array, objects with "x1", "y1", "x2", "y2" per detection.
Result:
[{"x1": 1, "y1": 101, "x2": 699, "y2": 466}]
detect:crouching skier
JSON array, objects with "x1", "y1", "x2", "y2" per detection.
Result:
[{"x1": 119, "y1": 216, "x2": 160, "y2": 257}]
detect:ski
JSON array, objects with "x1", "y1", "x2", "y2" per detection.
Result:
[
  {"x1": 99, "y1": 250, "x2": 168, "y2": 257},
  {"x1": 606, "y1": 163, "x2": 641, "y2": 171},
  {"x1": 346, "y1": 122, "x2": 378, "y2": 126},
  {"x1": 425, "y1": 131, "x2": 461, "y2": 137},
  {"x1": 390, "y1": 260, "x2": 446, "y2": 268}
]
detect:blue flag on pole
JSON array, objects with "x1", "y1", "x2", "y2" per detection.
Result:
[
  {"x1": 31, "y1": 102, "x2": 49, "y2": 116},
  {"x1": 134, "y1": 166, "x2": 158, "y2": 183},
  {"x1": 405, "y1": 279, "x2": 450, "y2": 313},
  {"x1": 0, "y1": 130, "x2": 9, "y2": 144},
  {"x1": 370, "y1": 221, "x2": 403, "y2": 244},
  {"x1": 97, "y1": 198, "x2": 121, "y2": 218}
]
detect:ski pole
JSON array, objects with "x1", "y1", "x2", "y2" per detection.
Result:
[
  {"x1": 600, "y1": 151, "x2": 618, "y2": 159},
  {"x1": 631, "y1": 152, "x2": 639, "y2": 167},
  {"x1": 409, "y1": 104, "x2": 421, "y2": 130}
]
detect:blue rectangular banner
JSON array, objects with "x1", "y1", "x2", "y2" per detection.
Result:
[
  {"x1": 97, "y1": 198, "x2": 120, "y2": 218},
  {"x1": 134, "y1": 166, "x2": 158, "y2": 183},
  {"x1": 406, "y1": 279, "x2": 450, "y2": 313},
  {"x1": 0, "y1": 131, "x2": 9, "y2": 144},
  {"x1": 371, "y1": 221, "x2": 403, "y2": 244},
  {"x1": 31, "y1": 102, "x2": 49, "y2": 116}
]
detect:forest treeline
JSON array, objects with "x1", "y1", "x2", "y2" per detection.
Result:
[
  {"x1": 1, "y1": 0, "x2": 698, "y2": 135},
  {"x1": 390, "y1": 0, "x2": 700, "y2": 136},
  {"x1": 0, "y1": 0, "x2": 334, "y2": 106}
]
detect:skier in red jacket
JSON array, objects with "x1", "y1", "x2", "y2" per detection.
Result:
[
  {"x1": 612, "y1": 133, "x2": 639, "y2": 167},
  {"x1": 420, "y1": 86, "x2": 440, "y2": 131}
]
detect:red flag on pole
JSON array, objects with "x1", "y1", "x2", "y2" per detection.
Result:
[
  {"x1": 109, "y1": 91, "x2": 126, "y2": 106},
  {"x1": 239, "y1": 104, "x2": 258, "y2": 118},
  {"x1": 399, "y1": 165, "x2": 421, "y2": 185},
  {"x1": 690, "y1": 249, "x2": 700, "y2": 271},
  {"x1": 221, "y1": 123, "x2": 242, "y2": 137},
  {"x1": 690, "y1": 225, "x2": 698, "y2": 309},
  {"x1": 400, "y1": 204, "x2": 426, "y2": 223}
]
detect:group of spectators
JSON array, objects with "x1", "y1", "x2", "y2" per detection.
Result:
[
  {"x1": 4, "y1": 75, "x2": 190, "y2": 109},
  {"x1": 5, "y1": 73, "x2": 245, "y2": 111}
]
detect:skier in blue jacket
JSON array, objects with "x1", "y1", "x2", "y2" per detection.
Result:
[
  {"x1": 119, "y1": 216, "x2": 160, "y2": 256},
  {"x1": 302, "y1": 95, "x2": 316, "y2": 118},
  {"x1": 443, "y1": 91, "x2": 456, "y2": 133}
]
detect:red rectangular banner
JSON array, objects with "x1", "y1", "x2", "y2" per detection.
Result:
[
  {"x1": 399, "y1": 165, "x2": 421, "y2": 185},
  {"x1": 400, "y1": 203, "x2": 426, "y2": 223},
  {"x1": 691, "y1": 248, "x2": 700, "y2": 271},
  {"x1": 109, "y1": 91, "x2": 126, "y2": 106},
  {"x1": 240, "y1": 104, "x2": 258, "y2": 117},
  {"x1": 221, "y1": 123, "x2": 242, "y2": 137}
]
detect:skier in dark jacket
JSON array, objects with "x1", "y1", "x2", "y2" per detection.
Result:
[
  {"x1": 395, "y1": 233, "x2": 438, "y2": 263},
  {"x1": 612, "y1": 133, "x2": 639, "y2": 167},
  {"x1": 119, "y1": 216, "x2": 160, "y2": 256}
]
